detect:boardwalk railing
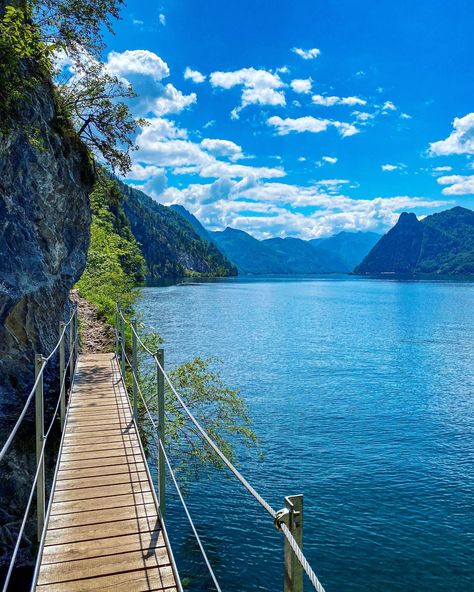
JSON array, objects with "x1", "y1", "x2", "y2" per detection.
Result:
[
  {"x1": 0, "y1": 304, "x2": 79, "y2": 592},
  {"x1": 116, "y1": 305, "x2": 327, "y2": 592}
]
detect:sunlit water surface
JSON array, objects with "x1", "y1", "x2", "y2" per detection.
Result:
[{"x1": 137, "y1": 276, "x2": 474, "y2": 592}]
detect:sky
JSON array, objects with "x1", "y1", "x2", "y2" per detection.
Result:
[{"x1": 99, "y1": 0, "x2": 473, "y2": 239}]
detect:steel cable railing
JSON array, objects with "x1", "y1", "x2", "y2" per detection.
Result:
[
  {"x1": 0, "y1": 305, "x2": 79, "y2": 592},
  {"x1": 117, "y1": 306, "x2": 327, "y2": 592},
  {"x1": 115, "y1": 322, "x2": 221, "y2": 591},
  {"x1": 0, "y1": 310, "x2": 76, "y2": 463}
]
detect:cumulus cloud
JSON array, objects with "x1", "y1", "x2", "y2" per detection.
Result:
[
  {"x1": 200, "y1": 138, "x2": 244, "y2": 160},
  {"x1": 158, "y1": 178, "x2": 449, "y2": 239},
  {"x1": 437, "y1": 174, "x2": 474, "y2": 195},
  {"x1": 106, "y1": 49, "x2": 170, "y2": 80},
  {"x1": 382, "y1": 100, "x2": 397, "y2": 111},
  {"x1": 159, "y1": 13, "x2": 166, "y2": 26},
  {"x1": 381, "y1": 164, "x2": 400, "y2": 171},
  {"x1": 322, "y1": 156, "x2": 338, "y2": 164},
  {"x1": 104, "y1": 49, "x2": 197, "y2": 117},
  {"x1": 312, "y1": 94, "x2": 366, "y2": 107},
  {"x1": 429, "y1": 113, "x2": 474, "y2": 156},
  {"x1": 290, "y1": 78, "x2": 312, "y2": 94},
  {"x1": 210, "y1": 67, "x2": 285, "y2": 116},
  {"x1": 184, "y1": 67, "x2": 206, "y2": 83},
  {"x1": 267, "y1": 115, "x2": 359, "y2": 137},
  {"x1": 292, "y1": 47, "x2": 321, "y2": 60},
  {"x1": 150, "y1": 83, "x2": 197, "y2": 115},
  {"x1": 352, "y1": 111, "x2": 375, "y2": 122},
  {"x1": 432, "y1": 166, "x2": 452, "y2": 172}
]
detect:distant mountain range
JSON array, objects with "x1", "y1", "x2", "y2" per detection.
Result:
[
  {"x1": 354, "y1": 206, "x2": 474, "y2": 277},
  {"x1": 209, "y1": 226, "x2": 381, "y2": 275}
]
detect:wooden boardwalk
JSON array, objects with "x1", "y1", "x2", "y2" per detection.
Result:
[{"x1": 35, "y1": 353, "x2": 179, "y2": 591}]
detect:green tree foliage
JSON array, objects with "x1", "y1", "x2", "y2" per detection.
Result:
[
  {"x1": 0, "y1": 3, "x2": 52, "y2": 131},
  {"x1": 119, "y1": 181, "x2": 238, "y2": 279},
  {"x1": 76, "y1": 173, "x2": 146, "y2": 323},
  {"x1": 135, "y1": 332, "x2": 258, "y2": 476},
  {"x1": 1, "y1": 0, "x2": 140, "y2": 173},
  {"x1": 56, "y1": 61, "x2": 144, "y2": 174},
  {"x1": 77, "y1": 174, "x2": 258, "y2": 472}
]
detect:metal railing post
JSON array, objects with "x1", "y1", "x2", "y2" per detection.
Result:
[
  {"x1": 74, "y1": 303, "x2": 79, "y2": 366},
  {"x1": 284, "y1": 495, "x2": 304, "y2": 592},
  {"x1": 131, "y1": 318, "x2": 138, "y2": 420},
  {"x1": 121, "y1": 313, "x2": 126, "y2": 379},
  {"x1": 115, "y1": 306, "x2": 119, "y2": 361},
  {"x1": 35, "y1": 354, "x2": 45, "y2": 541},
  {"x1": 155, "y1": 348, "x2": 166, "y2": 517},
  {"x1": 69, "y1": 309, "x2": 74, "y2": 384},
  {"x1": 59, "y1": 321, "x2": 66, "y2": 430}
]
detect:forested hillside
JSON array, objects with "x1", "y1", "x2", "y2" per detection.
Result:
[
  {"x1": 354, "y1": 206, "x2": 474, "y2": 276},
  {"x1": 119, "y1": 181, "x2": 237, "y2": 279}
]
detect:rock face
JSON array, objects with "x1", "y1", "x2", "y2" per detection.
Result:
[
  {"x1": 354, "y1": 207, "x2": 474, "y2": 276},
  {"x1": 0, "y1": 80, "x2": 93, "y2": 408}
]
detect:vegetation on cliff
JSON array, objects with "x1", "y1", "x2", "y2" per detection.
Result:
[{"x1": 75, "y1": 173, "x2": 146, "y2": 323}]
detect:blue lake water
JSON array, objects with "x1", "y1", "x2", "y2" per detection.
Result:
[{"x1": 137, "y1": 276, "x2": 474, "y2": 592}]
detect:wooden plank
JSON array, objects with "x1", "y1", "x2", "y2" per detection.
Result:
[
  {"x1": 57, "y1": 461, "x2": 147, "y2": 481},
  {"x1": 37, "y1": 548, "x2": 171, "y2": 585},
  {"x1": 35, "y1": 353, "x2": 178, "y2": 592},
  {"x1": 52, "y1": 478, "x2": 152, "y2": 503},
  {"x1": 51, "y1": 491, "x2": 156, "y2": 516},
  {"x1": 43, "y1": 516, "x2": 160, "y2": 546},
  {"x1": 36, "y1": 566, "x2": 177, "y2": 592},
  {"x1": 41, "y1": 530, "x2": 166, "y2": 564},
  {"x1": 47, "y1": 502, "x2": 158, "y2": 529}
]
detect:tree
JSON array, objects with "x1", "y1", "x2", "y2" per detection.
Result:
[
  {"x1": 56, "y1": 61, "x2": 144, "y2": 174},
  {"x1": 1, "y1": 0, "x2": 142, "y2": 173}
]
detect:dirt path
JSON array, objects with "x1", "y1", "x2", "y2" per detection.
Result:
[{"x1": 70, "y1": 290, "x2": 115, "y2": 354}]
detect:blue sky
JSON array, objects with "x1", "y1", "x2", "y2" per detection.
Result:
[{"x1": 99, "y1": 0, "x2": 473, "y2": 238}]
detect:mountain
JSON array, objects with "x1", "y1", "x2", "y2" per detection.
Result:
[
  {"x1": 117, "y1": 182, "x2": 237, "y2": 278},
  {"x1": 310, "y1": 231, "x2": 381, "y2": 272},
  {"x1": 263, "y1": 237, "x2": 345, "y2": 273},
  {"x1": 210, "y1": 228, "x2": 290, "y2": 274},
  {"x1": 170, "y1": 204, "x2": 212, "y2": 242},
  {"x1": 354, "y1": 207, "x2": 474, "y2": 277}
]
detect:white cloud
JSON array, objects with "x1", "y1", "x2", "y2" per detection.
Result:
[
  {"x1": 132, "y1": 19, "x2": 144, "y2": 26},
  {"x1": 150, "y1": 83, "x2": 197, "y2": 115},
  {"x1": 106, "y1": 49, "x2": 170, "y2": 80},
  {"x1": 322, "y1": 156, "x2": 338, "y2": 164},
  {"x1": 429, "y1": 113, "x2": 474, "y2": 156},
  {"x1": 382, "y1": 100, "x2": 397, "y2": 111},
  {"x1": 292, "y1": 47, "x2": 320, "y2": 60},
  {"x1": 184, "y1": 67, "x2": 205, "y2": 84},
  {"x1": 290, "y1": 78, "x2": 312, "y2": 94},
  {"x1": 437, "y1": 174, "x2": 474, "y2": 195},
  {"x1": 352, "y1": 111, "x2": 375, "y2": 122},
  {"x1": 267, "y1": 115, "x2": 359, "y2": 137},
  {"x1": 104, "y1": 49, "x2": 197, "y2": 117},
  {"x1": 127, "y1": 163, "x2": 165, "y2": 180},
  {"x1": 312, "y1": 94, "x2": 366, "y2": 107},
  {"x1": 400, "y1": 112, "x2": 412, "y2": 120},
  {"x1": 210, "y1": 67, "x2": 285, "y2": 115},
  {"x1": 158, "y1": 179, "x2": 449, "y2": 239},
  {"x1": 200, "y1": 138, "x2": 244, "y2": 160},
  {"x1": 432, "y1": 166, "x2": 452, "y2": 172},
  {"x1": 159, "y1": 13, "x2": 166, "y2": 26},
  {"x1": 188, "y1": 162, "x2": 285, "y2": 180},
  {"x1": 381, "y1": 164, "x2": 400, "y2": 171}
]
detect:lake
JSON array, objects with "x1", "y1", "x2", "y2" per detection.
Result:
[{"x1": 137, "y1": 276, "x2": 474, "y2": 592}]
